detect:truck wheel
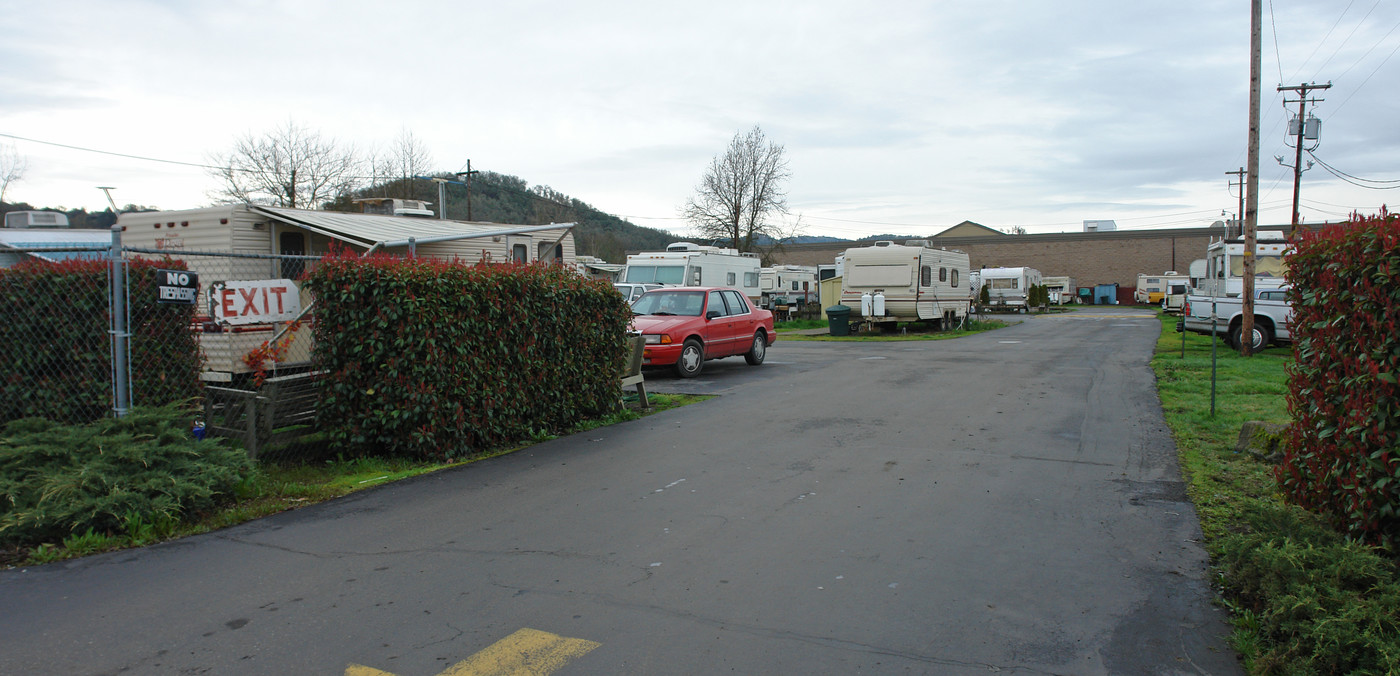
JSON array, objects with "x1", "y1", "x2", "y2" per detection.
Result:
[
  {"x1": 1228, "y1": 324, "x2": 1272, "y2": 352},
  {"x1": 675, "y1": 339, "x2": 704, "y2": 378}
]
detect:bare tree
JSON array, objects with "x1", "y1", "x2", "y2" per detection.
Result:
[
  {"x1": 375, "y1": 128, "x2": 434, "y2": 200},
  {"x1": 0, "y1": 142, "x2": 27, "y2": 204},
  {"x1": 682, "y1": 125, "x2": 791, "y2": 253},
  {"x1": 208, "y1": 120, "x2": 362, "y2": 209}
]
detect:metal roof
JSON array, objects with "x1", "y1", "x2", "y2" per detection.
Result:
[{"x1": 250, "y1": 206, "x2": 573, "y2": 249}]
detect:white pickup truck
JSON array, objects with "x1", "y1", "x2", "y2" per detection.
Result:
[{"x1": 1177, "y1": 287, "x2": 1293, "y2": 351}]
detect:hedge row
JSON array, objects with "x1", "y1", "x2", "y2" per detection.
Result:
[
  {"x1": 305, "y1": 252, "x2": 632, "y2": 460},
  {"x1": 0, "y1": 258, "x2": 203, "y2": 425},
  {"x1": 1281, "y1": 211, "x2": 1400, "y2": 547}
]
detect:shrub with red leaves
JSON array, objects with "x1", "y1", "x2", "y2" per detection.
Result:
[{"x1": 1280, "y1": 209, "x2": 1400, "y2": 547}]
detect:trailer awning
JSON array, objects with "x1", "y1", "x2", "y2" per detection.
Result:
[{"x1": 250, "y1": 206, "x2": 573, "y2": 249}]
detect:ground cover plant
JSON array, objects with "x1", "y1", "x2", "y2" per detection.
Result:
[{"x1": 1152, "y1": 313, "x2": 1399, "y2": 674}]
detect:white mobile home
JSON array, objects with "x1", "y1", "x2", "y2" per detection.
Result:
[
  {"x1": 1195, "y1": 231, "x2": 1292, "y2": 298},
  {"x1": 758, "y1": 264, "x2": 819, "y2": 308},
  {"x1": 977, "y1": 266, "x2": 1042, "y2": 311},
  {"x1": 622, "y1": 242, "x2": 761, "y2": 300},
  {"x1": 1041, "y1": 276, "x2": 1076, "y2": 305},
  {"x1": 1134, "y1": 272, "x2": 1190, "y2": 304},
  {"x1": 839, "y1": 240, "x2": 971, "y2": 329},
  {"x1": 118, "y1": 204, "x2": 577, "y2": 381}
]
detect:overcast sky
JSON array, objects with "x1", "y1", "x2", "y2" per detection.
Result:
[{"x1": 2, "y1": 0, "x2": 1397, "y2": 238}]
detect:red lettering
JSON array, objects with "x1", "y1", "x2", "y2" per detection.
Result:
[
  {"x1": 239, "y1": 288, "x2": 260, "y2": 316},
  {"x1": 220, "y1": 289, "x2": 235, "y2": 317},
  {"x1": 269, "y1": 286, "x2": 288, "y2": 314}
]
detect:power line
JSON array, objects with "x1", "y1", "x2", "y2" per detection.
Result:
[
  {"x1": 0, "y1": 132, "x2": 228, "y2": 171},
  {"x1": 1307, "y1": 150, "x2": 1400, "y2": 188}
]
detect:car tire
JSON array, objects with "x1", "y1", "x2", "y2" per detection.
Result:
[
  {"x1": 1228, "y1": 323, "x2": 1272, "y2": 352},
  {"x1": 744, "y1": 331, "x2": 767, "y2": 365},
  {"x1": 675, "y1": 339, "x2": 704, "y2": 378}
]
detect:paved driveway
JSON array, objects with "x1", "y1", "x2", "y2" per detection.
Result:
[{"x1": 0, "y1": 307, "x2": 1239, "y2": 675}]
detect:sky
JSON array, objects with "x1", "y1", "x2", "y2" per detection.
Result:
[{"x1": 2, "y1": 0, "x2": 1397, "y2": 239}]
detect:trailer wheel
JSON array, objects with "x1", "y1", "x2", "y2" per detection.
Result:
[
  {"x1": 675, "y1": 339, "x2": 705, "y2": 378},
  {"x1": 744, "y1": 331, "x2": 767, "y2": 365}
]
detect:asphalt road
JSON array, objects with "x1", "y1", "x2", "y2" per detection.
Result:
[{"x1": 0, "y1": 307, "x2": 1240, "y2": 675}]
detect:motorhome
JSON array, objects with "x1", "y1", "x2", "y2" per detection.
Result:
[
  {"x1": 1041, "y1": 276, "x2": 1077, "y2": 305},
  {"x1": 622, "y1": 242, "x2": 761, "y2": 301},
  {"x1": 976, "y1": 266, "x2": 1043, "y2": 311},
  {"x1": 1195, "y1": 231, "x2": 1292, "y2": 298},
  {"x1": 1134, "y1": 271, "x2": 1190, "y2": 304},
  {"x1": 758, "y1": 264, "x2": 819, "y2": 308},
  {"x1": 117, "y1": 204, "x2": 577, "y2": 381},
  {"x1": 839, "y1": 240, "x2": 971, "y2": 329}
]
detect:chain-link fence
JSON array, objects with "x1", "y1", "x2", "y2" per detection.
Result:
[{"x1": 1, "y1": 238, "x2": 329, "y2": 463}]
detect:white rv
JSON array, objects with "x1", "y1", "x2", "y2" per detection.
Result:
[
  {"x1": 839, "y1": 240, "x2": 971, "y2": 329},
  {"x1": 976, "y1": 266, "x2": 1043, "y2": 311},
  {"x1": 1195, "y1": 231, "x2": 1292, "y2": 298},
  {"x1": 1135, "y1": 271, "x2": 1190, "y2": 304},
  {"x1": 758, "y1": 264, "x2": 819, "y2": 308},
  {"x1": 1041, "y1": 276, "x2": 1077, "y2": 305},
  {"x1": 622, "y1": 242, "x2": 762, "y2": 300},
  {"x1": 117, "y1": 204, "x2": 577, "y2": 381}
]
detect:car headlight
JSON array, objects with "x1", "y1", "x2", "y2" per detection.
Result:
[{"x1": 643, "y1": 334, "x2": 672, "y2": 345}]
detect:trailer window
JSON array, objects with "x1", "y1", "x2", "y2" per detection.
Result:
[
  {"x1": 940, "y1": 267, "x2": 948, "y2": 282},
  {"x1": 538, "y1": 242, "x2": 564, "y2": 264},
  {"x1": 279, "y1": 232, "x2": 305, "y2": 279},
  {"x1": 512, "y1": 244, "x2": 528, "y2": 263},
  {"x1": 951, "y1": 269, "x2": 959, "y2": 287},
  {"x1": 920, "y1": 266, "x2": 931, "y2": 286},
  {"x1": 990, "y1": 278, "x2": 1018, "y2": 289},
  {"x1": 1230, "y1": 254, "x2": 1288, "y2": 278},
  {"x1": 727, "y1": 272, "x2": 736, "y2": 286},
  {"x1": 625, "y1": 265, "x2": 685, "y2": 284},
  {"x1": 744, "y1": 271, "x2": 758, "y2": 287}
]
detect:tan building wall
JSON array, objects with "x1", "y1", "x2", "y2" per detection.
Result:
[{"x1": 773, "y1": 226, "x2": 1226, "y2": 290}]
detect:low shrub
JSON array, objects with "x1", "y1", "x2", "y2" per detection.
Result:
[
  {"x1": 0, "y1": 404, "x2": 255, "y2": 546},
  {"x1": 1218, "y1": 501, "x2": 1400, "y2": 674}
]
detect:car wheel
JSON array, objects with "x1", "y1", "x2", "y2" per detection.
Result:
[
  {"x1": 744, "y1": 331, "x2": 767, "y2": 365},
  {"x1": 675, "y1": 339, "x2": 704, "y2": 378}
]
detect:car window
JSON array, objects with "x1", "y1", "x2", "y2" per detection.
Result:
[
  {"x1": 722, "y1": 290, "x2": 749, "y2": 315},
  {"x1": 634, "y1": 290, "x2": 705, "y2": 316},
  {"x1": 707, "y1": 291, "x2": 728, "y2": 317}
]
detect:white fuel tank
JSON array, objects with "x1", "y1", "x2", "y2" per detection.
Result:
[
  {"x1": 860, "y1": 292, "x2": 873, "y2": 316},
  {"x1": 873, "y1": 292, "x2": 886, "y2": 317}
]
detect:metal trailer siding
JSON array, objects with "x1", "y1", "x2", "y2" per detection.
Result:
[{"x1": 840, "y1": 243, "x2": 970, "y2": 322}]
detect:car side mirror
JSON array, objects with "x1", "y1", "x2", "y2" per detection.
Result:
[{"x1": 706, "y1": 310, "x2": 721, "y2": 320}]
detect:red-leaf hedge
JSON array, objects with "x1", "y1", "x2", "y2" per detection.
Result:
[
  {"x1": 0, "y1": 257, "x2": 203, "y2": 425},
  {"x1": 305, "y1": 251, "x2": 632, "y2": 460},
  {"x1": 1280, "y1": 210, "x2": 1400, "y2": 547}
]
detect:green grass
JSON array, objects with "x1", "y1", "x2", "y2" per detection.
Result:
[
  {"x1": 781, "y1": 318, "x2": 1011, "y2": 341},
  {"x1": 4, "y1": 393, "x2": 706, "y2": 567},
  {"x1": 1151, "y1": 313, "x2": 1400, "y2": 674}
]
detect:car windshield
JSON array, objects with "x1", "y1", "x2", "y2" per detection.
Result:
[{"x1": 633, "y1": 290, "x2": 705, "y2": 317}]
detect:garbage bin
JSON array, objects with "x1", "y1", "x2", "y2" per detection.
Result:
[{"x1": 826, "y1": 305, "x2": 852, "y2": 336}]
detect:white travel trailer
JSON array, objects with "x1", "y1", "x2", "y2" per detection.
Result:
[
  {"x1": 1195, "y1": 231, "x2": 1292, "y2": 298},
  {"x1": 839, "y1": 240, "x2": 971, "y2": 329},
  {"x1": 977, "y1": 266, "x2": 1043, "y2": 311},
  {"x1": 758, "y1": 264, "x2": 819, "y2": 308},
  {"x1": 622, "y1": 242, "x2": 762, "y2": 300},
  {"x1": 1041, "y1": 276, "x2": 1077, "y2": 305},
  {"x1": 1135, "y1": 271, "x2": 1191, "y2": 304},
  {"x1": 117, "y1": 204, "x2": 577, "y2": 381}
]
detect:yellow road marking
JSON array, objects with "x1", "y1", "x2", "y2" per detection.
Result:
[{"x1": 347, "y1": 628, "x2": 601, "y2": 676}]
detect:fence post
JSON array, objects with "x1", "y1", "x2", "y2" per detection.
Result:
[{"x1": 109, "y1": 225, "x2": 131, "y2": 417}]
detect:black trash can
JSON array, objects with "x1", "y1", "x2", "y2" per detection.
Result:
[{"x1": 826, "y1": 305, "x2": 852, "y2": 336}]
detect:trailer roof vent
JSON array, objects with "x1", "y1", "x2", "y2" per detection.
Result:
[
  {"x1": 4, "y1": 210, "x2": 70, "y2": 229},
  {"x1": 666, "y1": 241, "x2": 701, "y2": 252},
  {"x1": 353, "y1": 197, "x2": 435, "y2": 218},
  {"x1": 873, "y1": 240, "x2": 894, "y2": 247}
]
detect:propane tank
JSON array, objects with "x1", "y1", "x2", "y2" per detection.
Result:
[
  {"x1": 860, "y1": 292, "x2": 873, "y2": 316},
  {"x1": 873, "y1": 292, "x2": 886, "y2": 317}
]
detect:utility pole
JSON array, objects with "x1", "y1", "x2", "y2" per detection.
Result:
[
  {"x1": 1242, "y1": 0, "x2": 1262, "y2": 357},
  {"x1": 456, "y1": 160, "x2": 480, "y2": 221},
  {"x1": 1277, "y1": 82, "x2": 1330, "y2": 239},
  {"x1": 1226, "y1": 168, "x2": 1246, "y2": 237}
]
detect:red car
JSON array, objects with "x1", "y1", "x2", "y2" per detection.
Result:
[{"x1": 631, "y1": 287, "x2": 776, "y2": 378}]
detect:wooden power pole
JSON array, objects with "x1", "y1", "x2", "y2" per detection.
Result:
[{"x1": 1242, "y1": 0, "x2": 1262, "y2": 357}]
